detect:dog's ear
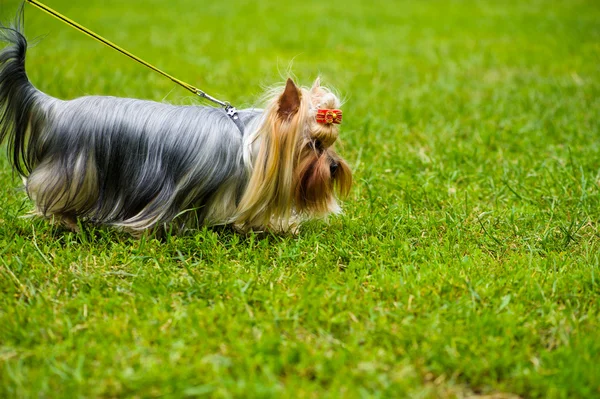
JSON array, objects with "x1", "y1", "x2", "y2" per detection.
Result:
[{"x1": 277, "y1": 78, "x2": 301, "y2": 120}]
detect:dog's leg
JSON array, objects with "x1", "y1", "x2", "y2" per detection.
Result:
[
  {"x1": 25, "y1": 155, "x2": 99, "y2": 221},
  {"x1": 58, "y1": 214, "x2": 80, "y2": 233}
]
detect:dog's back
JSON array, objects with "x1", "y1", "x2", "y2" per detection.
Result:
[{"x1": 27, "y1": 96, "x2": 250, "y2": 229}]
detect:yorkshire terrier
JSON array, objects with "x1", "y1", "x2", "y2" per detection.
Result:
[{"x1": 0, "y1": 12, "x2": 352, "y2": 235}]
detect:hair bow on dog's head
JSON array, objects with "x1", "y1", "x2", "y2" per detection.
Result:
[{"x1": 316, "y1": 109, "x2": 343, "y2": 125}]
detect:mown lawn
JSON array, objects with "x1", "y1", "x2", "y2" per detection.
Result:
[{"x1": 1, "y1": 0, "x2": 599, "y2": 397}]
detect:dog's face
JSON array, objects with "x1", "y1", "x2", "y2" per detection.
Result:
[{"x1": 294, "y1": 139, "x2": 352, "y2": 215}]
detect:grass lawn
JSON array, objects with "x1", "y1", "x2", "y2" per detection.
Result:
[{"x1": 1, "y1": 0, "x2": 599, "y2": 397}]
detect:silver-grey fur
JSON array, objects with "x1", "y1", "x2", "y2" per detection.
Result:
[{"x1": 0, "y1": 8, "x2": 261, "y2": 232}]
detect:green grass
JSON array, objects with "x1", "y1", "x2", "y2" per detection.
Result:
[{"x1": 1, "y1": 0, "x2": 599, "y2": 397}]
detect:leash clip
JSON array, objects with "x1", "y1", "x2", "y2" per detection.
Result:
[{"x1": 225, "y1": 103, "x2": 239, "y2": 120}]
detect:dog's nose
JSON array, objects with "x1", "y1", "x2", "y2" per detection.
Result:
[{"x1": 330, "y1": 161, "x2": 339, "y2": 176}]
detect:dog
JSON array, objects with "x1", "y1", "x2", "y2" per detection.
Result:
[{"x1": 0, "y1": 10, "x2": 351, "y2": 235}]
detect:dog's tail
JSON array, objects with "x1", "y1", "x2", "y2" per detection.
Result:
[{"x1": 0, "y1": 4, "x2": 44, "y2": 176}]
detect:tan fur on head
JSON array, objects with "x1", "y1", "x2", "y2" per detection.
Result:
[{"x1": 234, "y1": 77, "x2": 352, "y2": 232}]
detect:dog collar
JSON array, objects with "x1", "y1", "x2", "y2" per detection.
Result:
[
  {"x1": 316, "y1": 109, "x2": 342, "y2": 125},
  {"x1": 225, "y1": 105, "x2": 245, "y2": 134}
]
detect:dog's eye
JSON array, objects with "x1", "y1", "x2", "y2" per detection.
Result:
[
  {"x1": 330, "y1": 161, "x2": 339, "y2": 176},
  {"x1": 313, "y1": 140, "x2": 323, "y2": 151}
]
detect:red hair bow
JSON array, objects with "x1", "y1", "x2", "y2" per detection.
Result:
[{"x1": 316, "y1": 109, "x2": 343, "y2": 125}]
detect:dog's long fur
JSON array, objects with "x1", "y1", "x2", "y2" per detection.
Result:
[{"x1": 0, "y1": 8, "x2": 351, "y2": 234}]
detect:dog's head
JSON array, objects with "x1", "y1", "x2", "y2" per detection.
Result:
[{"x1": 235, "y1": 78, "x2": 352, "y2": 231}]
